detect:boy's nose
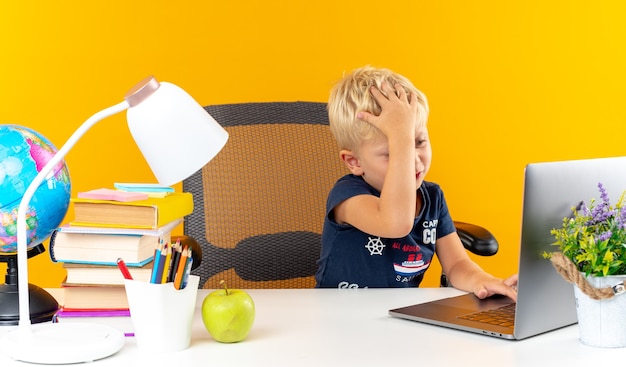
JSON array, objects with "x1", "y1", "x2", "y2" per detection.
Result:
[
  {"x1": 415, "y1": 159, "x2": 424, "y2": 172},
  {"x1": 415, "y1": 152, "x2": 427, "y2": 171},
  {"x1": 415, "y1": 152, "x2": 423, "y2": 165}
]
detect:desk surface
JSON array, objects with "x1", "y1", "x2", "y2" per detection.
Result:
[{"x1": 0, "y1": 287, "x2": 621, "y2": 366}]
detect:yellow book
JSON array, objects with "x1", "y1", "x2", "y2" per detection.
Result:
[{"x1": 70, "y1": 192, "x2": 193, "y2": 229}]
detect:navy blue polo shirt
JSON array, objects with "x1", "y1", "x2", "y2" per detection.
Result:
[{"x1": 315, "y1": 174, "x2": 456, "y2": 288}]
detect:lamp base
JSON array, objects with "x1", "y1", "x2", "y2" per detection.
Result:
[
  {"x1": 0, "y1": 283, "x2": 58, "y2": 325},
  {"x1": 1, "y1": 322, "x2": 125, "y2": 364}
]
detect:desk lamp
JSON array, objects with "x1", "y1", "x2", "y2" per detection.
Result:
[{"x1": 0, "y1": 76, "x2": 229, "y2": 364}]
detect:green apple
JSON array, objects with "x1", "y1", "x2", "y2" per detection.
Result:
[{"x1": 201, "y1": 281, "x2": 255, "y2": 343}]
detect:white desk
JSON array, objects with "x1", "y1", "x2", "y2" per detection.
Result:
[{"x1": 0, "y1": 288, "x2": 622, "y2": 366}]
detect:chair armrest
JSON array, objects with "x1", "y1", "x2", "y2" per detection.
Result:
[{"x1": 453, "y1": 221, "x2": 498, "y2": 257}]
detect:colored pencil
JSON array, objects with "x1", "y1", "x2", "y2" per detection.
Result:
[
  {"x1": 167, "y1": 240, "x2": 181, "y2": 283},
  {"x1": 160, "y1": 242, "x2": 172, "y2": 284},
  {"x1": 149, "y1": 242, "x2": 163, "y2": 284},
  {"x1": 181, "y1": 255, "x2": 193, "y2": 289},
  {"x1": 116, "y1": 258, "x2": 133, "y2": 280},
  {"x1": 153, "y1": 241, "x2": 168, "y2": 284},
  {"x1": 174, "y1": 247, "x2": 190, "y2": 290}
]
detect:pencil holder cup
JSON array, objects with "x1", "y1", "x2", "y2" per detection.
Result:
[{"x1": 124, "y1": 275, "x2": 200, "y2": 352}]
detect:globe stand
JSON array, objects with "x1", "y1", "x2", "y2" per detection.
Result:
[{"x1": 0, "y1": 244, "x2": 59, "y2": 325}]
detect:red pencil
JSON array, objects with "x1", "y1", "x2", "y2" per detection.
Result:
[{"x1": 116, "y1": 257, "x2": 133, "y2": 280}]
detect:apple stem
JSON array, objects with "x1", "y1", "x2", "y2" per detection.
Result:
[{"x1": 219, "y1": 280, "x2": 229, "y2": 296}]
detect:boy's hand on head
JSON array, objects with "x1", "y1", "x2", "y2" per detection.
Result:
[
  {"x1": 343, "y1": 81, "x2": 421, "y2": 238},
  {"x1": 356, "y1": 82, "x2": 419, "y2": 141}
]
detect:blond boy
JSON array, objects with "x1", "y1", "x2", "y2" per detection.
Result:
[{"x1": 315, "y1": 66, "x2": 516, "y2": 300}]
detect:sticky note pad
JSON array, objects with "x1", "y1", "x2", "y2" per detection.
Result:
[
  {"x1": 113, "y1": 183, "x2": 174, "y2": 193},
  {"x1": 77, "y1": 188, "x2": 149, "y2": 202}
]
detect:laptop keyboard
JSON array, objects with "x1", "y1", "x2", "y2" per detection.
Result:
[{"x1": 457, "y1": 303, "x2": 516, "y2": 327}]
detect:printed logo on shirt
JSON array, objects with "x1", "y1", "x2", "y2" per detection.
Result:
[
  {"x1": 422, "y1": 219, "x2": 438, "y2": 245},
  {"x1": 392, "y1": 242, "x2": 421, "y2": 253},
  {"x1": 393, "y1": 253, "x2": 430, "y2": 276},
  {"x1": 365, "y1": 236, "x2": 385, "y2": 255}
]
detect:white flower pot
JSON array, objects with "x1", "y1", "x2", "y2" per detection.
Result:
[{"x1": 574, "y1": 274, "x2": 626, "y2": 348}]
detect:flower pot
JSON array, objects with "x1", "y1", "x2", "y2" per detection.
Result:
[{"x1": 573, "y1": 274, "x2": 626, "y2": 348}]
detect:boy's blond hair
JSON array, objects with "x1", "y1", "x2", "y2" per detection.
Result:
[{"x1": 327, "y1": 66, "x2": 429, "y2": 151}]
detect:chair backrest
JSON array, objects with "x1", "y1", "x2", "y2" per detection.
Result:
[{"x1": 185, "y1": 102, "x2": 347, "y2": 289}]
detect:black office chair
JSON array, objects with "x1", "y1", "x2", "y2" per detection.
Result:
[{"x1": 184, "y1": 101, "x2": 498, "y2": 289}]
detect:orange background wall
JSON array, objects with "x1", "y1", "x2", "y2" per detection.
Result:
[{"x1": 1, "y1": 1, "x2": 626, "y2": 288}]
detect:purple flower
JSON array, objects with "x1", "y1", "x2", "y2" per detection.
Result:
[
  {"x1": 598, "y1": 182, "x2": 610, "y2": 204},
  {"x1": 581, "y1": 202, "x2": 590, "y2": 216},
  {"x1": 588, "y1": 183, "x2": 614, "y2": 225},
  {"x1": 597, "y1": 230, "x2": 612, "y2": 242},
  {"x1": 620, "y1": 205, "x2": 626, "y2": 230}
]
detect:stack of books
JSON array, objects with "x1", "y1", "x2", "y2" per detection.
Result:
[{"x1": 51, "y1": 186, "x2": 194, "y2": 335}]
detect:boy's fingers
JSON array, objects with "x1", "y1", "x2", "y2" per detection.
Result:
[
  {"x1": 369, "y1": 84, "x2": 388, "y2": 103},
  {"x1": 394, "y1": 83, "x2": 407, "y2": 100},
  {"x1": 356, "y1": 111, "x2": 373, "y2": 123},
  {"x1": 504, "y1": 274, "x2": 519, "y2": 287}
]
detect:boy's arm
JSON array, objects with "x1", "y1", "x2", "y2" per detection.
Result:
[
  {"x1": 437, "y1": 231, "x2": 518, "y2": 301},
  {"x1": 335, "y1": 83, "x2": 419, "y2": 238}
]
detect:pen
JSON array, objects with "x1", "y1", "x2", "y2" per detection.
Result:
[{"x1": 116, "y1": 258, "x2": 133, "y2": 280}]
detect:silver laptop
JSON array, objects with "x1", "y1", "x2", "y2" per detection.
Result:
[{"x1": 390, "y1": 156, "x2": 626, "y2": 340}]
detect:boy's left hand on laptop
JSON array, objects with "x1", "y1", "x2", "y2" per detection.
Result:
[{"x1": 473, "y1": 274, "x2": 518, "y2": 302}]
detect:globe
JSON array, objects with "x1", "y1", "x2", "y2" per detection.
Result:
[{"x1": 0, "y1": 125, "x2": 71, "y2": 253}]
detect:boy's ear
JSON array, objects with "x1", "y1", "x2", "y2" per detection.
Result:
[{"x1": 340, "y1": 149, "x2": 364, "y2": 176}]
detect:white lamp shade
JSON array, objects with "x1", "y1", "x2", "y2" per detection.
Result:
[{"x1": 126, "y1": 81, "x2": 228, "y2": 186}]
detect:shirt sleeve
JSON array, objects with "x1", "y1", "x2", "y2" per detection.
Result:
[
  {"x1": 425, "y1": 182, "x2": 456, "y2": 238},
  {"x1": 326, "y1": 175, "x2": 378, "y2": 220}
]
